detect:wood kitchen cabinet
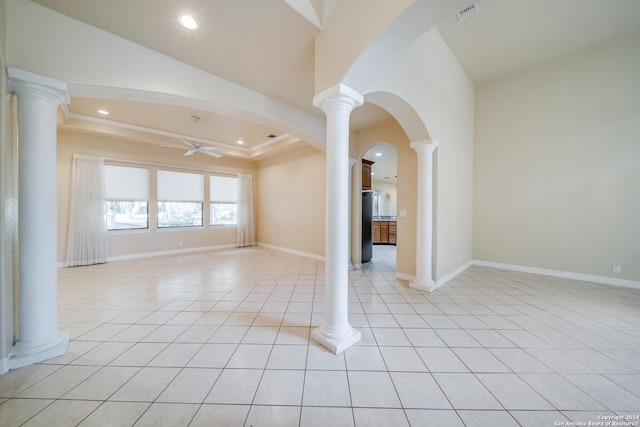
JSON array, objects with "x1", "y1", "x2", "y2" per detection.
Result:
[
  {"x1": 372, "y1": 223, "x2": 381, "y2": 243},
  {"x1": 362, "y1": 159, "x2": 374, "y2": 190},
  {"x1": 380, "y1": 224, "x2": 389, "y2": 242},
  {"x1": 389, "y1": 223, "x2": 397, "y2": 244},
  {"x1": 372, "y1": 220, "x2": 396, "y2": 245}
]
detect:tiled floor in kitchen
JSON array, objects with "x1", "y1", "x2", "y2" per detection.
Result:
[{"x1": 1, "y1": 245, "x2": 640, "y2": 426}]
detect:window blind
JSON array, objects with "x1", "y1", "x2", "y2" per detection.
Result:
[
  {"x1": 157, "y1": 170, "x2": 203, "y2": 202},
  {"x1": 105, "y1": 165, "x2": 149, "y2": 200},
  {"x1": 210, "y1": 175, "x2": 237, "y2": 203}
]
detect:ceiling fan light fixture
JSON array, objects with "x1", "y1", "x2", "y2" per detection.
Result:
[{"x1": 178, "y1": 14, "x2": 199, "y2": 30}]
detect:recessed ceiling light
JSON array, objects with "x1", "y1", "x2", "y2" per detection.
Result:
[
  {"x1": 371, "y1": 172, "x2": 375, "y2": 175},
  {"x1": 375, "y1": 152, "x2": 382, "y2": 157},
  {"x1": 178, "y1": 14, "x2": 198, "y2": 30},
  {"x1": 237, "y1": 140, "x2": 244, "y2": 145},
  {"x1": 97, "y1": 109, "x2": 109, "y2": 115}
]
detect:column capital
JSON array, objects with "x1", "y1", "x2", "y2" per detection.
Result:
[
  {"x1": 8, "y1": 68, "x2": 70, "y2": 105},
  {"x1": 410, "y1": 139, "x2": 438, "y2": 154},
  {"x1": 349, "y1": 157, "x2": 357, "y2": 168},
  {"x1": 313, "y1": 83, "x2": 363, "y2": 114}
]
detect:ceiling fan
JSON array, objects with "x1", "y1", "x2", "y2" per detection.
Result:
[{"x1": 175, "y1": 115, "x2": 222, "y2": 158}]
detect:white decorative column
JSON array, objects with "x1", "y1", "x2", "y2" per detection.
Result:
[
  {"x1": 8, "y1": 68, "x2": 70, "y2": 369},
  {"x1": 410, "y1": 140, "x2": 438, "y2": 292},
  {"x1": 312, "y1": 84, "x2": 362, "y2": 354}
]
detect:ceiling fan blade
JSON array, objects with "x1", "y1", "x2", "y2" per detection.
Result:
[
  {"x1": 178, "y1": 139, "x2": 196, "y2": 149},
  {"x1": 201, "y1": 150, "x2": 222, "y2": 158},
  {"x1": 184, "y1": 149, "x2": 196, "y2": 156},
  {"x1": 200, "y1": 146, "x2": 221, "y2": 152}
]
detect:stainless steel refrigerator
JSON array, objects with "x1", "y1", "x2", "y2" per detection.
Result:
[{"x1": 362, "y1": 191, "x2": 372, "y2": 263}]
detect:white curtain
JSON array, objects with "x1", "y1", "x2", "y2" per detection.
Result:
[
  {"x1": 236, "y1": 173, "x2": 256, "y2": 247},
  {"x1": 66, "y1": 155, "x2": 109, "y2": 266}
]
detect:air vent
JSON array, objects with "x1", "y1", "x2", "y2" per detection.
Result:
[
  {"x1": 267, "y1": 134, "x2": 277, "y2": 139},
  {"x1": 457, "y1": 3, "x2": 479, "y2": 21}
]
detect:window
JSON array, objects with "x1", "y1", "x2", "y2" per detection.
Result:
[
  {"x1": 105, "y1": 165, "x2": 149, "y2": 230},
  {"x1": 157, "y1": 170, "x2": 203, "y2": 228},
  {"x1": 210, "y1": 175, "x2": 237, "y2": 226}
]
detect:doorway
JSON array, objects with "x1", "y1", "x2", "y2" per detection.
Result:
[{"x1": 361, "y1": 143, "x2": 398, "y2": 270}]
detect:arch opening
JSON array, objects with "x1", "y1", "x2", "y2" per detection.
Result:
[
  {"x1": 361, "y1": 143, "x2": 399, "y2": 273},
  {"x1": 350, "y1": 93, "x2": 433, "y2": 282}
]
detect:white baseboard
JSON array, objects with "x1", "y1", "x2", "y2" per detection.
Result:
[
  {"x1": 395, "y1": 272, "x2": 415, "y2": 282},
  {"x1": 108, "y1": 244, "x2": 237, "y2": 263},
  {"x1": 437, "y1": 261, "x2": 474, "y2": 288},
  {"x1": 395, "y1": 258, "x2": 640, "y2": 293},
  {"x1": 58, "y1": 244, "x2": 237, "y2": 267},
  {"x1": 58, "y1": 245, "x2": 639, "y2": 291},
  {"x1": 396, "y1": 261, "x2": 474, "y2": 293},
  {"x1": 257, "y1": 242, "x2": 324, "y2": 261},
  {"x1": 473, "y1": 260, "x2": 640, "y2": 290},
  {"x1": 59, "y1": 243, "x2": 321, "y2": 268}
]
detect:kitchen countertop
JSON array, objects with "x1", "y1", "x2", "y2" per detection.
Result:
[{"x1": 373, "y1": 216, "x2": 397, "y2": 221}]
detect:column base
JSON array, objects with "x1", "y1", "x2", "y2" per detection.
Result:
[
  {"x1": 410, "y1": 279, "x2": 440, "y2": 293},
  {"x1": 8, "y1": 330, "x2": 69, "y2": 371},
  {"x1": 311, "y1": 325, "x2": 361, "y2": 354}
]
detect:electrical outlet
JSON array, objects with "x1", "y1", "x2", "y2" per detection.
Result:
[
  {"x1": 612, "y1": 265, "x2": 621, "y2": 274},
  {"x1": 179, "y1": 240, "x2": 183, "y2": 247}
]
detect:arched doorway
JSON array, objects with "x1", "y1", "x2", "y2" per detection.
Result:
[{"x1": 361, "y1": 143, "x2": 398, "y2": 272}]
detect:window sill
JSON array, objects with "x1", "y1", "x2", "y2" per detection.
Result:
[
  {"x1": 108, "y1": 228, "x2": 150, "y2": 235},
  {"x1": 157, "y1": 226, "x2": 205, "y2": 232},
  {"x1": 209, "y1": 224, "x2": 237, "y2": 230}
]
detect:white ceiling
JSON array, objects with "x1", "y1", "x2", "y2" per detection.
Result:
[
  {"x1": 67, "y1": 98, "x2": 283, "y2": 149},
  {"x1": 33, "y1": 0, "x2": 321, "y2": 113},
  {"x1": 32, "y1": 0, "x2": 640, "y2": 162},
  {"x1": 438, "y1": 0, "x2": 640, "y2": 85}
]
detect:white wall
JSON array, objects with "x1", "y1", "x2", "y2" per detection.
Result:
[
  {"x1": 371, "y1": 180, "x2": 397, "y2": 217},
  {"x1": 364, "y1": 29, "x2": 475, "y2": 281},
  {"x1": 256, "y1": 147, "x2": 326, "y2": 258},
  {"x1": 315, "y1": 0, "x2": 412, "y2": 92},
  {"x1": 474, "y1": 34, "x2": 640, "y2": 281}
]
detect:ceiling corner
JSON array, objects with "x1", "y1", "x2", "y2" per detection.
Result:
[{"x1": 281, "y1": 0, "x2": 322, "y2": 29}]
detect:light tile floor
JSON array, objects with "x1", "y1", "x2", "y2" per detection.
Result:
[{"x1": 1, "y1": 245, "x2": 640, "y2": 426}]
